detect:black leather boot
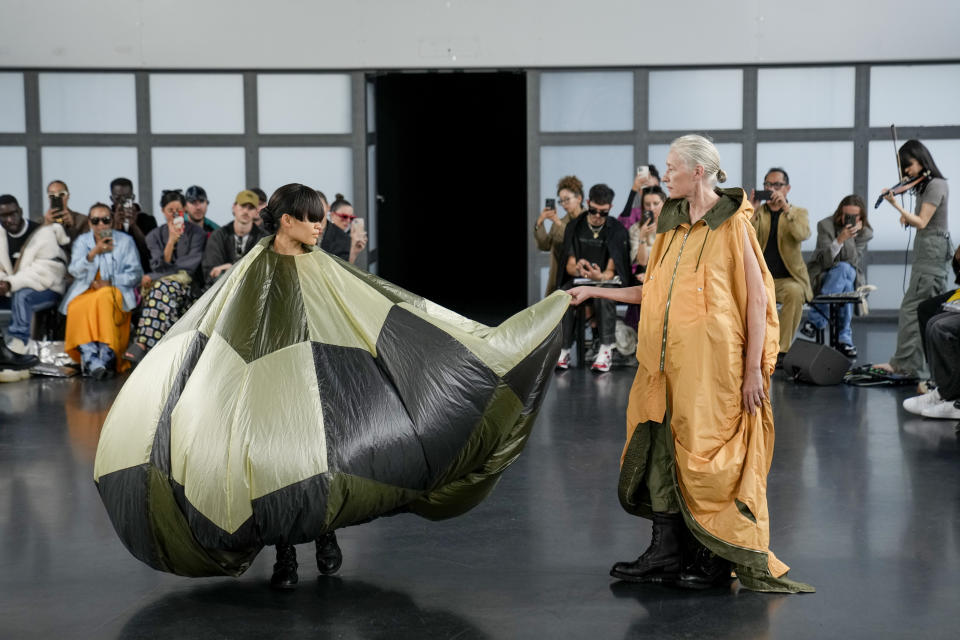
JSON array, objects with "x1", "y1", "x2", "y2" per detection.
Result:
[
  {"x1": 316, "y1": 531, "x2": 342, "y2": 575},
  {"x1": 270, "y1": 543, "x2": 298, "y2": 589},
  {"x1": 0, "y1": 341, "x2": 38, "y2": 370},
  {"x1": 675, "y1": 542, "x2": 734, "y2": 590},
  {"x1": 610, "y1": 513, "x2": 683, "y2": 582}
]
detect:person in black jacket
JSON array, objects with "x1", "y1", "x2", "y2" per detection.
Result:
[
  {"x1": 201, "y1": 190, "x2": 267, "y2": 288},
  {"x1": 556, "y1": 183, "x2": 632, "y2": 372}
]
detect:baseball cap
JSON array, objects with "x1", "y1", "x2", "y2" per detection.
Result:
[
  {"x1": 185, "y1": 185, "x2": 207, "y2": 203},
  {"x1": 235, "y1": 190, "x2": 259, "y2": 207}
]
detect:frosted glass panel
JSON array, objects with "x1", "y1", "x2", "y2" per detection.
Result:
[
  {"x1": 259, "y1": 147, "x2": 353, "y2": 207},
  {"x1": 258, "y1": 74, "x2": 351, "y2": 134},
  {"x1": 152, "y1": 148, "x2": 245, "y2": 226},
  {"x1": 868, "y1": 139, "x2": 960, "y2": 251},
  {"x1": 540, "y1": 72, "x2": 633, "y2": 132},
  {"x1": 0, "y1": 74, "x2": 25, "y2": 133},
  {"x1": 871, "y1": 65, "x2": 960, "y2": 127},
  {"x1": 648, "y1": 143, "x2": 742, "y2": 197},
  {"x1": 150, "y1": 74, "x2": 244, "y2": 134},
  {"x1": 756, "y1": 142, "x2": 854, "y2": 252},
  {"x1": 366, "y1": 81, "x2": 375, "y2": 134},
  {"x1": 649, "y1": 69, "x2": 742, "y2": 131},
  {"x1": 865, "y1": 264, "x2": 910, "y2": 310},
  {"x1": 758, "y1": 67, "x2": 854, "y2": 129},
  {"x1": 39, "y1": 73, "x2": 136, "y2": 133},
  {"x1": 0, "y1": 147, "x2": 29, "y2": 213},
  {"x1": 41, "y1": 147, "x2": 138, "y2": 217},
  {"x1": 540, "y1": 146, "x2": 634, "y2": 227}
]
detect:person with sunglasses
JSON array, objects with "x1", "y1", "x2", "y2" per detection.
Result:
[
  {"x1": 60, "y1": 203, "x2": 142, "y2": 378},
  {"x1": 320, "y1": 193, "x2": 367, "y2": 265},
  {"x1": 555, "y1": 183, "x2": 632, "y2": 372},
  {"x1": 750, "y1": 168, "x2": 812, "y2": 367}
]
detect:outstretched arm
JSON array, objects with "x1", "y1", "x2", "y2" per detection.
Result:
[{"x1": 567, "y1": 285, "x2": 643, "y2": 306}]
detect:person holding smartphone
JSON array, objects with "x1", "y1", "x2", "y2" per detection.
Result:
[
  {"x1": 320, "y1": 193, "x2": 367, "y2": 264},
  {"x1": 43, "y1": 180, "x2": 89, "y2": 248},
  {"x1": 618, "y1": 164, "x2": 662, "y2": 229},
  {"x1": 802, "y1": 195, "x2": 874, "y2": 357},
  {"x1": 534, "y1": 175, "x2": 587, "y2": 296}
]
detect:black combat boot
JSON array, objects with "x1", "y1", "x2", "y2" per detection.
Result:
[
  {"x1": 0, "y1": 341, "x2": 37, "y2": 369},
  {"x1": 610, "y1": 513, "x2": 683, "y2": 582},
  {"x1": 675, "y1": 541, "x2": 734, "y2": 590},
  {"x1": 270, "y1": 543, "x2": 298, "y2": 589},
  {"x1": 315, "y1": 531, "x2": 342, "y2": 575}
]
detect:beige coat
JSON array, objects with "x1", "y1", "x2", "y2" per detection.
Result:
[{"x1": 751, "y1": 203, "x2": 813, "y2": 301}]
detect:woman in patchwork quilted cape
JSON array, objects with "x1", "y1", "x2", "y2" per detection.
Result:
[
  {"x1": 94, "y1": 183, "x2": 568, "y2": 590},
  {"x1": 570, "y1": 135, "x2": 813, "y2": 593}
]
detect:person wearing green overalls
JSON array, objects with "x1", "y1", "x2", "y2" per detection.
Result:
[{"x1": 877, "y1": 140, "x2": 952, "y2": 378}]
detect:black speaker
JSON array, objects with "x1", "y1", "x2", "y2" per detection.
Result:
[{"x1": 782, "y1": 340, "x2": 850, "y2": 385}]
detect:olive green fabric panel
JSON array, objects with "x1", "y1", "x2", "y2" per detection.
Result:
[
  {"x1": 618, "y1": 420, "x2": 653, "y2": 519},
  {"x1": 295, "y1": 250, "x2": 392, "y2": 355},
  {"x1": 214, "y1": 249, "x2": 308, "y2": 363},
  {"x1": 646, "y1": 420, "x2": 680, "y2": 514},
  {"x1": 93, "y1": 330, "x2": 199, "y2": 480},
  {"x1": 323, "y1": 472, "x2": 421, "y2": 531},
  {"x1": 146, "y1": 466, "x2": 255, "y2": 577}
]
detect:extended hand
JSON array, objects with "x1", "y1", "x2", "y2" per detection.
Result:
[{"x1": 567, "y1": 286, "x2": 594, "y2": 306}]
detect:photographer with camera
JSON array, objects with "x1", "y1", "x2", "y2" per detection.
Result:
[
  {"x1": 60, "y1": 203, "x2": 142, "y2": 378},
  {"x1": 109, "y1": 177, "x2": 154, "y2": 275},
  {"x1": 750, "y1": 167, "x2": 812, "y2": 365},
  {"x1": 43, "y1": 180, "x2": 89, "y2": 248},
  {"x1": 802, "y1": 195, "x2": 874, "y2": 358}
]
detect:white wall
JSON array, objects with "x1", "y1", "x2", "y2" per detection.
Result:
[{"x1": 2, "y1": 0, "x2": 959, "y2": 69}]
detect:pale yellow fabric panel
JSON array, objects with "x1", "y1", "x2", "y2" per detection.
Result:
[
  {"x1": 295, "y1": 250, "x2": 393, "y2": 355},
  {"x1": 397, "y1": 291, "x2": 569, "y2": 376},
  {"x1": 240, "y1": 342, "x2": 327, "y2": 500},
  {"x1": 170, "y1": 333, "x2": 252, "y2": 534},
  {"x1": 94, "y1": 330, "x2": 201, "y2": 480}
]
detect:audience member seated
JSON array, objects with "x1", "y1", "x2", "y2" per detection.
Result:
[
  {"x1": 628, "y1": 186, "x2": 667, "y2": 274},
  {"x1": 61, "y1": 203, "x2": 142, "y2": 378},
  {"x1": 320, "y1": 194, "x2": 367, "y2": 264},
  {"x1": 43, "y1": 180, "x2": 89, "y2": 250},
  {"x1": 556, "y1": 183, "x2": 632, "y2": 373},
  {"x1": 802, "y1": 195, "x2": 874, "y2": 358},
  {"x1": 248, "y1": 187, "x2": 268, "y2": 227},
  {"x1": 202, "y1": 190, "x2": 267, "y2": 288},
  {"x1": 534, "y1": 175, "x2": 586, "y2": 296},
  {"x1": 902, "y1": 304, "x2": 960, "y2": 420},
  {"x1": 751, "y1": 167, "x2": 812, "y2": 366},
  {"x1": 184, "y1": 185, "x2": 220, "y2": 236},
  {"x1": 110, "y1": 177, "x2": 154, "y2": 275},
  {"x1": 125, "y1": 190, "x2": 205, "y2": 365},
  {"x1": 618, "y1": 164, "x2": 661, "y2": 229},
  {"x1": 0, "y1": 194, "x2": 69, "y2": 358}
]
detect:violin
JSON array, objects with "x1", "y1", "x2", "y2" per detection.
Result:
[{"x1": 874, "y1": 170, "x2": 931, "y2": 209}]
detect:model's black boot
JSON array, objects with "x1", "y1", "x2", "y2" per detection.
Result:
[
  {"x1": 270, "y1": 543, "x2": 298, "y2": 589},
  {"x1": 315, "y1": 531, "x2": 342, "y2": 575},
  {"x1": 0, "y1": 341, "x2": 37, "y2": 369},
  {"x1": 675, "y1": 540, "x2": 734, "y2": 590},
  {"x1": 610, "y1": 513, "x2": 683, "y2": 582}
]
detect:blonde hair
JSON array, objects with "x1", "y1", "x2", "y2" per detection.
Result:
[{"x1": 669, "y1": 134, "x2": 727, "y2": 186}]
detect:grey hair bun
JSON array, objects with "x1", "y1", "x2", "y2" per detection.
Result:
[{"x1": 716, "y1": 168, "x2": 728, "y2": 184}]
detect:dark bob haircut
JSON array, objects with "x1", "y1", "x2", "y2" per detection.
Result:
[{"x1": 260, "y1": 183, "x2": 325, "y2": 234}]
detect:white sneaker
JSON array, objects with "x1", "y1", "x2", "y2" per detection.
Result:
[
  {"x1": 920, "y1": 399, "x2": 960, "y2": 420},
  {"x1": 591, "y1": 344, "x2": 614, "y2": 373},
  {"x1": 556, "y1": 348, "x2": 571, "y2": 370},
  {"x1": 903, "y1": 389, "x2": 940, "y2": 415}
]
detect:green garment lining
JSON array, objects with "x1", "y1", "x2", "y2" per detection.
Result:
[{"x1": 618, "y1": 406, "x2": 815, "y2": 594}]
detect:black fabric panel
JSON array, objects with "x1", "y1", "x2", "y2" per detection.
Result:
[
  {"x1": 150, "y1": 332, "x2": 209, "y2": 475},
  {"x1": 501, "y1": 323, "x2": 563, "y2": 414},
  {"x1": 312, "y1": 343, "x2": 431, "y2": 491},
  {"x1": 170, "y1": 482, "x2": 260, "y2": 553},
  {"x1": 375, "y1": 306, "x2": 500, "y2": 486},
  {"x1": 252, "y1": 473, "x2": 333, "y2": 546},
  {"x1": 96, "y1": 465, "x2": 160, "y2": 571}
]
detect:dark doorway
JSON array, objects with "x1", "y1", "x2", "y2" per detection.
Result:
[{"x1": 374, "y1": 72, "x2": 527, "y2": 326}]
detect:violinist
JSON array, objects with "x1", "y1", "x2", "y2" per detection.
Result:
[{"x1": 876, "y1": 140, "x2": 952, "y2": 378}]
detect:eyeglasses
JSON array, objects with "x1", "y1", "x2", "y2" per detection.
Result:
[
  {"x1": 763, "y1": 181, "x2": 787, "y2": 189},
  {"x1": 90, "y1": 216, "x2": 113, "y2": 225},
  {"x1": 558, "y1": 197, "x2": 575, "y2": 205},
  {"x1": 587, "y1": 207, "x2": 610, "y2": 217}
]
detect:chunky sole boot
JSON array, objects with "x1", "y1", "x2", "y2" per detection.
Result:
[
  {"x1": 610, "y1": 513, "x2": 683, "y2": 583},
  {"x1": 675, "y1": 544, "x2": 734, "y2": 590},
  {"x1": 316, "y1": 532, "x2": 342, "y2": 575},
  {"x1": 270, "y1": 543, "x2": 298, "y2": 590}
]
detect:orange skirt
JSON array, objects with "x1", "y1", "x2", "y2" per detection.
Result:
[{"x1": 65, "y1": 287, "x2": 133, "y2": 373}]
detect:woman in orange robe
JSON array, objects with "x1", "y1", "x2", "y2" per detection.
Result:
[{"x1": 569, "y1": 135, "x2": 812, "y2": 593}]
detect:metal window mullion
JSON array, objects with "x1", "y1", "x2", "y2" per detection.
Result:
[
  {"x1": 742, "y1": 67, "x2": 758, "y2": 191},
  {"x1": 243, "y1": 72, "x2": 259, "y2": 189},
  {"x1": 24, "y1": 72, "x2": 42, "y2": 219},
  {"x1": 634, "y1": 68, "x2": 649, "y2": 168},
  {"x1": 526, "y1": 70, "x2": 542, "y2": 306},
  {"x1": 351, "y1": 71, "x2": 368, "y2": 267},
  {"x1": 135, "y1": 71, "x2": 153, "y2": 212}
]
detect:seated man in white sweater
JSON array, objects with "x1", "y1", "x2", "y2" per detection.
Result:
[{"x1": 0, "y1": 194, "x2": 70, "y2": 355}]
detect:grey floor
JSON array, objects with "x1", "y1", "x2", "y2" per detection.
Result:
[{"x1": 2, "y1": 319, "x2": 959, "y2": 639}]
